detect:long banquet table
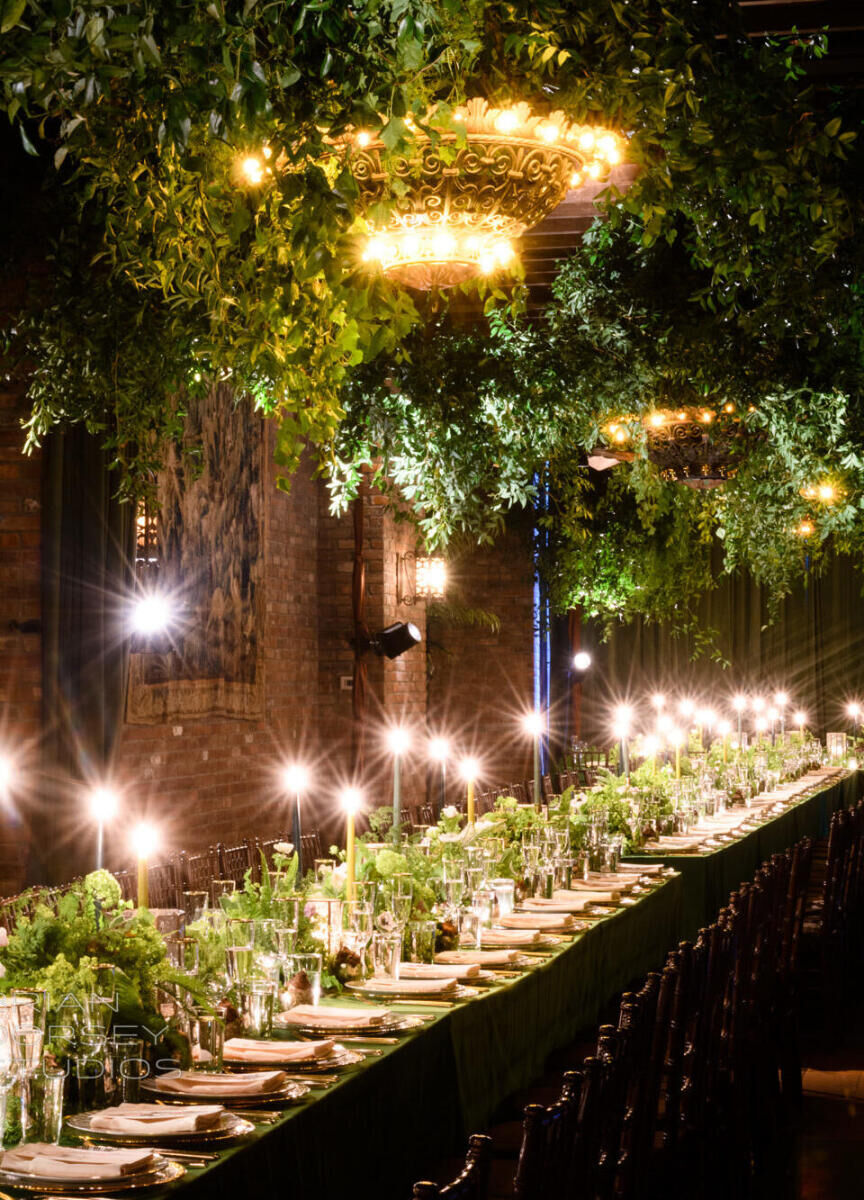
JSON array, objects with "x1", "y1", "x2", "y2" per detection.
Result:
[
  {"x1": 89, "y1": 768, "x2": 859, "y2": 1200},
  {"x1": 623, "y1": 766, "x2": 861, "y2": 938}
]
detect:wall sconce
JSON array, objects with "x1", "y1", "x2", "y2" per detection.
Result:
[{"x1": 397, "y1": 552, "x2": 447, "y2": 605}]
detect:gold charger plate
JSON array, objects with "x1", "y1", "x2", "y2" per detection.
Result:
[
  {"x1": 346, "y1": 981, "x2": 479, "y2": 1001},
  {"x1": 283, "y1": 1013, "x2": 425, "y2": 1037},
  {"x1": 224, "y1": 1046, "x2": 364, "y2": 1073},
  {"x1": 0, "y1": 1157, "x2": 184, "y2": 1194},
  {"x1": 66, "y1": 1109, "x2": 254, "y2": 1147},
  {"x1": 140, "y1": 1077, "x2": 309, "y2": 1107}
]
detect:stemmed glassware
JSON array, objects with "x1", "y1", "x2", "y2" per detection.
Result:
[
  {"x1": 0, "y1": 1028, "x2": 14, "y2": 1148},
  {"x1": 342, "y1": 900, "x2": 374, "y2": 976},
  {"x1": 441, "y1": 858, "x2": 465, "y2": 920}
]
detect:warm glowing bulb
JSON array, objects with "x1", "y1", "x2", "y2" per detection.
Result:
[
  {"x1": 522, "y1": 711, "x2": 544, "y2": 738},
  {"x1": 767, "y1": 708, "x2": 780, "y2": 723},
  {"x1": 614, "y1": 429, "x2": 627, "y2": 443},
  {"x1": 818, "y1": 483, "x2": 836, "y2": 502},
  {"x1": 281, "y1": 763, "x2": 310, "y2": 794},
  {"x1": 755, "y1": 718, "x2": 768, "y2": 733},
  {"x1": 650, "y1": 692, "x2": 666, "y2": 710},
  {"x1": 696, "y1": 708, "x2": 715, "y2": 729},
  {"x1": 642, "y1": 735, "x2": 660, "y2": 757},
  {"x1": 732, "y1": 694, "x2": 747, "y2": 712},
  {"x1": 724, "y1": 402, "x2": 735, "y2": 414},
  {"x1": 459, "y1": 756, "x2": 480, "y2": 782},
  {"x1": 364, "y1": 237, "x2": 391, "y2": 263},
  {"x1": 846, "y1": 702, "x2": 862, "y2": 719},
  {"x1": 131, "y1": 594, "x2": 173, "y2": 635},
  {"x1": 428, "y1": 737, "x2": 449, "y2": 763},
  {"x1": 613, "y1": 704, "x2": 633, "y2": 736},
  {"x1": 797, "y1": 519, "x2": 814, "y2": 537},
  {"x1": 132, "y1": 823, "x2": 159, "y2": 860},
  {"x1": 342, "y1": 787, "x2": 362, "y2": 815},
  {"x1": 386, "y1": 727, "x2": 411, "y2": 756},
  {"x1": 678, "y1": 699, "x2": 695, "y2": 718},
  {"x1": 570, "y1": 170, "x2": 583, "y2": 187},
  {"x1": 578, "y1": 130, "x2": 595, "y2": 151},
  {"x1": 240, "y1": 155, "x2": 264, "y2": 185},
  {"x1": 494, "y1": 240, "x2": 514, "y2": 265},
  {"x1": 495, "y1": 109, "x2": 520, "y2": 134},
  {"x1": 573, "y1": 651, "x2": 592, "y2": 671},
  {"x1": 89, "y1": 787, "x2": 118, "y2": 823},
  {"x1": 586, "y1": 161, "x2": 603, "y2": 179},
  {"x1": 538, "y1": 123, "x2": 559, "y2": 143},
  {"x1": 606, "y1": 146, "x2": 621, "y2": 165},
  {"x1": 598, "y1": 134, "x2": 617, "y2": 157},
  {"x1": 773, "y1": 691, "x2": 789, "y2": 709},
  {"x1": 657, "y1": 714, "x2": 673, "y2": 734},
  {"x1": 794, "y1": 711, "x2": 807, "y2": 727},
  {"x1": 668, "y1": 728, "x2": 685, "y2": 748},
  {"x1": 261, "y1": 145, "x2": 273, "y2": 160},
  {"x1": 717, "y1": 720, "x2": 732, "y2": 736},
  {"x1": 700, "y1": 410, "x2": 713, "y2": 424},
  {"x1": 356, "y1": 131, "x2": 371, "y2": 148},
  {"x1": 649, "y1": 412, "x2": 665, "y2": 427},
  {"x1": 751, "y1": 697, "x2": 766, "y2": 713}
]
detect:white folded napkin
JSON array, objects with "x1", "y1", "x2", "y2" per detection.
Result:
[
  {"x1": 275, "y1": 1004, "x2": 390, "y2": 1029},
  {"x1": 399, "y1": 961, "x2": 480, "y2": 980},
  {"x1": 365, "y1": 976, "x2": 458, "y2": 994},
  {"x1": 151, "y1": 1069, "x2": 287, "y2": 1096},
  {"x1": 473, "y1": 928, "x2": 542, "y2": 947},
  {"x1": 435, "y1": 949, "x2": 521, "y2": 966},
  {"x1": 224, "y1": 1037, "x2": 334, "y2": 1063},
  {"x1": 617, "y1": 862, "x2": 663, "y2": 874},
  {"x1": 89, "y1": 1102, "x2": 225, "y2": 1135},
  {"x1": 499, "y1": 911, "x2": 574, "y2": 931},
  {"x1": 1, "y1": 1144, "x2": 157, "y2": 1181},
  {"x1": 570, "y1": 875, "x2": 631, "y2": 892}
]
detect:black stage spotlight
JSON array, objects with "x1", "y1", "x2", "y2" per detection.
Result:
[{"x1": 373, "y1": 621, "x2": 422, "y2": 659}]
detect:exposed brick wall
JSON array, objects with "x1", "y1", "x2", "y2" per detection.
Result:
[
  {"x1": 0, "y1": 275, "x2": 39, "y2": 895},
  {"x1": 427, "y1": 519, "x2": 536, "y2": 795}
]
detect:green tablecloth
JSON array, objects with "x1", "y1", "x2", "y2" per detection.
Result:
[
  {"x1": 141, "y1": 874, "x2": 682, "y2": 1200},
  {"x1": 82, "y1": 774, "x2": 861, "y2": 1200},
  {"x1": 623, "y1": 769, "x2": 861, "y2": 939}
]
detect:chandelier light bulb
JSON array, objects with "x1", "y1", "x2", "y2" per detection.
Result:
[
  {"x1": 89, "y1": 786, "x2": 118, "y2": 823},
  {"x1": 386, "y1": 727, "x2": 411, "y2": 756},
  {"x1": 239, "y1": 155, "x2": 264, "y2": 186},
  {"x1": 494, "y1": 109, "x2": 520, "y2": 134},
  {"x1": 281, "y1": 763, "x2": 310, "y2": 794}
]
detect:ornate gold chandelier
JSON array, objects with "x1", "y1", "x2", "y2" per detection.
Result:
[
  {"x1": 348, "y1": 99, "x2": 626, "y2": 289},
  {"x1": 591, "y1": 403, "x2": 756, "y2": 490}
]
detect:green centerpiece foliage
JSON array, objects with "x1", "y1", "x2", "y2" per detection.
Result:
[{"x1": 0, "y1": 871, "x2": 199, "y2": 1059}]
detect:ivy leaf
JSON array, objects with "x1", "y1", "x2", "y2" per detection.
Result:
[{"x1": 0, "y1": 0, "x2": 26, "y2": 34}]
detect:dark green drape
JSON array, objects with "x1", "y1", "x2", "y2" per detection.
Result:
[
  {"x1": 38, "y1": 427, "x2": 135, "y2": 883},
  {"x1": 567, "y1": 554, "x2": 864, "y2": 744}
]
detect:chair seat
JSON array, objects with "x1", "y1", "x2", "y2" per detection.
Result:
[{"x1": 485, "y1": 1119, "x2": 524, "y2": 1158}]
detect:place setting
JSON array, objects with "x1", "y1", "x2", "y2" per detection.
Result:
[{"x1": 0, "y1": 1143, "x2": 186, "y2": 1195}]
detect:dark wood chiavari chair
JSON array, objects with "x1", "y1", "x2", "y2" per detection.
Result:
[
  {"x1": 412, "y1": 1134, "x2": 492, "y2": 1200},
  {"x1": 300, "y1": 830, "x2": 324, "y2": 868},
  {"x1": 146, "y1": 860, "x2": 182, "y2": 909},
  {"x1": 216, "y1": 838, "x2": 257, "y2": 886},
  {"x1": 176, "y1": 847, "x2": 221, "y2": 893}
]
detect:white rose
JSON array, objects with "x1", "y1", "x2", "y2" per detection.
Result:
[
  {"x1": 439, "y1": 833, "x2": 462, "y2": 844},
  {"x1": 441, "y1": 805, "x2": 459, "y2": 819},
  {"x1": 474, "y1": 818, "x2": 495, "y2": 834},
  {"x1": 273, "y1": 842, "x2": 294, "y2": 856},
  {"x1": 0, "y1": 927, "x2": 9, "y2": 948},
  {"x1": 0, "y1": 962, "x2": 6, "y2": 978}
]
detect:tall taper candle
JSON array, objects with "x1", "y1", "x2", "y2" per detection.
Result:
[
  {"x1": 343, "y1": 788, "x2": 361, "y2": 900},
  {"x1": 132, "y1": 823, "x2": 158, "y2": 910},
  {"x1": 281, "y1": 765, "x2": 309, "y2": 875}
]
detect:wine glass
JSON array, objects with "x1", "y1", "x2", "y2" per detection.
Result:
[
  {"x1": 0, "y1": 1028, "x2": 15, "y2": 1149},
  {"x1": 390, "y1": 875, "x2": 413, "y2": 933},
  {"x1": 342, "y1": 900, "x2": 374, "y2": 975},
  {"x1": 13, "y1": 1027, "x2": 44, "y2": 1137}
]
